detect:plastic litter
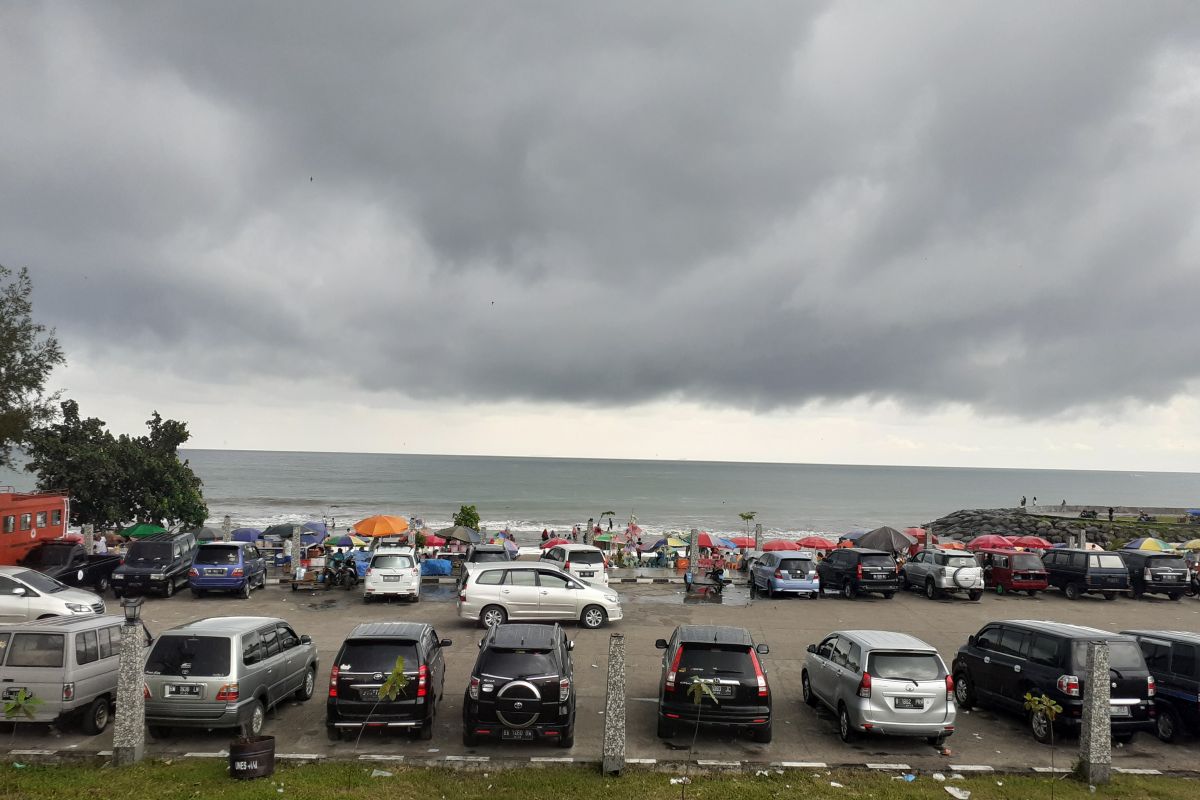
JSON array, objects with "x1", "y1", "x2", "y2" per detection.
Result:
[
  {"x1": 670, "y1": 777, "x2": 691, "y2": 786},
  {"x1": 932, "y1": 773, "x2": 946, "y2": 782},
  {"x1": 12, "y1": 764, "x2": 26, "y2": 769},
  {"x1": 829, "y1": 782, "x2": 844, "y2": 788},
  {"x1": 370, "y1": 769, "x2": 393, "y2": 778},
  {"x1": 944, "y1": 787, "x2": 971, "y2": 800},
  {"x1": 902, "y1": 774, "x2": 916, "y2": 782}
]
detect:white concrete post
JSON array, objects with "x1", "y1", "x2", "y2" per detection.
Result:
[
  {"x1": 601, "y1": 632, "x2": 626, "y2": 775},
  {"x1": 1079, "y1": 640, "x2": 1112, "y2": 784},
  {"x1": 222, "y1": 515, "x2": 232, "y2": 542},
  {"x1": 82, "y1": 524, "x2": 94, "y2": 553},
  {"x1": 112, "y1": 612, "x2": 146, "y2": 765},
  {"x1": 754, "y1": 523, "x2": 763, "y2": 552}
]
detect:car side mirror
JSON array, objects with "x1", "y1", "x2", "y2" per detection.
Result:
[
  {"x1": 478, "y1": 639, "x2": 484, "y2": 649},
  {"x1": 967, "y1": 635, "x2": 976, "y2": 647},
  {"x1": 440, "y1": 638, "x2": 453, "y2": 647},
  {"x1": 11, "y1": 587, "x2": 25, "y2": 597},
  {"x1": 300, "y1": 635, "x2": 313, "y2": 645},
  {"x1": 806, "y1": 644, "x2": 817, "y2": 654},
  {"x1": 654, "y1": 638, "x2": 668, "y2": 649},
  {"x1": 567, "y1": 641, "x2": 575, "y2": 651},
  {"x1": 756, "y1": 643, "x2": 770, "y2": 655}
]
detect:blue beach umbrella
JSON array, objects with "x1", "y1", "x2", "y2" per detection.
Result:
[
  {"x1": 302, "y1": 521, "x2": 328, "y2": 537},
  {"x1": 231, "y1": 527, "x2": 262, "y2": 542}
]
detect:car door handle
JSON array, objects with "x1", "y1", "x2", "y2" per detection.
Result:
[
  {"x1": 540, "y1": 590, "x2": 550, "y2": 595},
  {"x1": 501, "y1": 589, "x2": 511, "y2": 594},
  {"x1": 983, "y1": 656, "x2": 991, "y2": 664}
]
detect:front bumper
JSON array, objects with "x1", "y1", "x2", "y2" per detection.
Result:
[{"x1": 111, "y1": 574, "x2": 172, "y2": 594}]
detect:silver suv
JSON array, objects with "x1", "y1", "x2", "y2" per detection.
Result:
[
  {"x1": 901, "y1": 549, "x2": 984, "y2": 601},
  {"x1": 802, "y1": 630, "x2": 956, "y2": 745},
  {"x1": 144, "y1": 616, "x2": 319, "y2": 737}
]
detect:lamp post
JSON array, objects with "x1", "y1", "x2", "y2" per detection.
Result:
[{"x1": 112, "y1": 597, "x2": 146, "y2": 766}]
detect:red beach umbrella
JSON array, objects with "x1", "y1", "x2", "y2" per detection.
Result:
[
  {"x1": 422, "y1": 534, "x2": 446, "y2": 547},
  {"x1": 763, "y1": 540, "x2": 802, "y2": 551},
  {"x1": 795, "y1": 536, "x2": 837, "y2": 551},
  {"x1": 541, "y1": 537, "x2": 571, "y2": 549},
  {"x1": 966, "y1": 534, "x2": 1016, "y2": 551},
  {"x1": 1010, "y1": 535, "x2": 1053, "y2": 550},
  {"x1": 728, "y1": 536, "x2": 756, "y2": 548}
]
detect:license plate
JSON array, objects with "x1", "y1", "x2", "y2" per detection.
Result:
[
  {"x1": 358, "y1": 688, "x2": 380, "y2": 701},
  {"x1": 580, "y1": 571, "x2": 594, "y2": 577},
  {"x1": 894, "y1": 697, "x2": 925, "y2": 709},
  {"x1": 1162, "y1": 574, "x2": 1179, "y2": 581},
  {"x1": 383, "y1": 575, "x2": 400, "y2": 582},
  {"x1": 501, "y1": 728, "x2": 534, "y2": 740},
  {"x1": 869, "y1": 573, "x2": 887, "y2": 580},
  {"x1": 2, "y1": 687, "x2": 26, "y2": 701},
  {"x1": 203, "y1": 568, "x2": 225, "y2": 576},
  {"x1": 167, "y1": 684, "x2": 201, "y2": 697},
  {"x1": 1109, "y1": 705, "x2": 1130, "y2": 717},
  {"x1": 711, "y1": 684, "x2": 735, "y2": 697}
]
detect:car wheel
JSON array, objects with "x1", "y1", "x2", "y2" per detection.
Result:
[
  {"x1": 95, "y1": 576, "x2": 110, "y2": 593},
  {"x1": 148, "y1": 725, "x2": 172, "y2": 739},
  {"x1": 326, "y1": 726, "x2": 340, "y2": 742},
  {"x1": 751, "y1": 720, "x2": 772, "y2": 743},
  {"x1": 766, "y1": 581, "x2": 775, "y2": 599},
  {"x1": 112, "y1": 588, "x2": 123, "y2": 599},
  {"x1": 881, "y1": 591, "x2": 895, "y2": 599},
  {"x1": 801, "y1": 671, "x2": 817, "y2": 707},
  {"x1": 295, "y1": 667, "x2": 315, "y2": 701},
  {"x1": 462, "y1": 729, "x2": 479, "y2": 747},
  {"x1": 418, "y1": 710, "x2": 435, "y2": 741},
  {"x1": 1131, "y1": 587, "x2": 1143, "y2": 600},
  {"x1": 558, "y1": 725, "x2": 574, "y2": 748},
  {"x1": 842, "y1": 581, "x2": 855, "y2": 600},
  {"x1": 1156, "y1": 705, "x2": 1179, "y2": 743},
  {"x1": 241, "y1": 580, "x2": 252, "y2": 600},
  {"x1": 363, "y1": 594, "x2": 372, "y2": 604},
  {"x1": 1030, "y1": 709, "x2": 1053, "y2": 744},
  {"x1": 80, "y1": 696, "x2": 110, "y2": 735},
  {"x1": 581, "y1": 605, "x2": 606, "y2": 629},
  {"x1": 480, "y1": 605, "x2": 507, "y2": 628},
  {"x1": 837, "y1": 703, "x2": 856, "y2": 742},
  {"x1": 968, "y1": 590, "x2": 982, "y2": 601},
  {"x1": 953, "y1": 669, "x2": 975, "y2": 709},
  {"x1": 242, "y1": 699, "x2": 266, "y2": 738},
  {"x1": 163, "y1": 579, "x2": 174, "y2": 598},
  {"x1": 1170, "y1": 592, "x2": 1183, "y2": 601},
  {"x1": 1104, "y1": 592, "x2": 1118, "y2": 601},
  {"x1": 899, "y1": 572, "x2": 909, "y2": 591},
  {"x1": 1064, "y1": 582, "x2": 1081, "y2": 601},
  {"x1": 657, "y1": 716, "x2": 676, "y2": 739},
  {"x1": 925, "y1": 580, "x2": 938, "y2": 600}
]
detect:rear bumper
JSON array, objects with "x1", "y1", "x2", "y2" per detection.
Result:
[
  {"x1": 364, "y1": 582, "x2": 420, "y2": 596},
  {"x1": 854, "y1": 579, "x2": 899, "y2": 594},
  {"x1": 145, "y1": 701, "x2": 244, "y2": 729},
  {"x1": 659, "y1": 699, "x2": 771, "y2": 728},
  {"x1": 768, "y1": 578, "x2": 820, "y2": 594},
  {"x1": 997, "y1": 578, "x2": 1048, "y2": 590},
  {"x1": 190, "y1": 577, "x2": 247, "y2": 591}
]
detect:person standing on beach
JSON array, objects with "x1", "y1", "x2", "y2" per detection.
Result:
[
  {"x1": 1020, "y1": 496, "x2": 1026, "y2": 508},
  {"x1": 1032, "y1": 496, "x2": 1037, "y2": 506},
  {"x1": 1108, "y1": 507, "x2": 1115, "y2": 522},
  {"x1": 608, "y1": 517, "x2": 613, "y2": 531},
  {"x1": 541, "y1": 529, "x2": 549, "y2": 542}
]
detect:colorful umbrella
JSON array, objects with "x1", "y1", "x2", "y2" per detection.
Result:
[
  {"x1": 489, "y1": 537, "x2": 519, "y2": 555},
  {"x1": 231, "y1": 527, "x2": 262, "y2": 542},
  {"x1": 422, "y1": 533, "x2": 447, "y2": 547},
  {"x1": 1178, "y1": 539, "x2": 1200, "y2": 550},
  {"x1": 122, "y1": 522, "x2": 167, "y2": 539},
  {"x1": 593, "y1": 533, "x2": 617, "y2": 543},
  {"x1": 763, "y1": 540, "x2": 802, "y2": 551},
  {"x1": 541, "y1": 537, "x2": 571, "y2": 549},
  {"x1": 1122, "y1": 537, "x2": 1173, "y2": 551},
  {"x1": 939, "y1": 541, "x2": 967, "y2": 551},
  {"x1": 325, "y1": 534, "x2": 367, "y2": 548},
  {"x1": 1010, "y1": 535, "x2": 1053, "y2": 549},
  {"x1": 689, "y1": 531, "x2": 735, "y2": 549},
  {"x1": 727, "y1": 536, "x2": 756, "y2": 548},
  {"x1": 966, "y1": 534, "x2": 1016, "y2": 551},
  {"x1": 648, "y1": 536, "x2": 686, "y2": 550},
  {"x1": 796, "y1": 535, "x2": 837, "y2": 550},
  {"x1": 302, "y1": 521, "x2": 328, "y2": 537},
  {"x1": 353, "y1": 515, "x2": 410, "y2": 537}
]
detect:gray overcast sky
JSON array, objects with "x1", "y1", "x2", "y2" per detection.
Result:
[{"x1": 4, "y1": 2, "x2": 1200, "y2": 470}]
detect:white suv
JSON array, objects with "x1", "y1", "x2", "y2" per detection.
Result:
[
  {"x1": 540, "y1": 544, "x2": 609, "y2": 585},
  {"x1": 363, "y1": 548, "x2": 421, "y2": 603},
  {"x1": 901, "y1": 548, "x2": 984, "y2": 601},
  {"x1": 457, "y1": 563, "x2": 622, "y2": 629}
]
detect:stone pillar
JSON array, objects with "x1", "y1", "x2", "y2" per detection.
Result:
[
  {"x1": 754, "y1": 523, "x2": 763, "y2": 552},
  {"x1": 222, "y1": 515, "x2": 232, "y2": 542},
  {"x1": 601, "y1": 632, "x2": 626, "y2": 775},
  {"x1": 1079, "y1": 640, "x2": 1112, "y2": 784},
  {"x1": 112, "y1": 619, "x2": 146, "y2": 766},
  {"x1": 688, "y1": 528, "x2": 700, "y2": 580},
  {"x1": 925, "y1": 522, "x2": 934, "y2": 553},
  {"x1": 82, "y1": 524, "x2": 94, "y2": 553}
]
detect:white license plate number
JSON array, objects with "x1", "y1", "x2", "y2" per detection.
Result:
[
  {"x1": 167, "y1": 684, "x2": 201, "y2": 697},
  {"x1": 894, "y1": 697, "x2": 924, "y2": 709},
  {"x1": 1109, "y1": 705, "x2": 1130, "y2": 717},
  {"x1": 204, "y1": 568, "x2": 225, "y2": 575},
  {"x1": 383, "y1": 575, "x2": 401, "y2": 582},
  {"x1": 580, "y1": 571, "x2": 594, "y2": 577},
  {"x1": 501, "y1": 728, "x2": 534, "y2": 740}
]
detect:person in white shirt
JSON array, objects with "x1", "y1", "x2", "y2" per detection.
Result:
[{"x1": 94, "y1": 536, "x2": 108, "y2": 555}]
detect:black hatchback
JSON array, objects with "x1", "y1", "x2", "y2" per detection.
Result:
[
  {"x1": 462, "y1": 623, "x2": 575, "y2": 747},
  {"x1": 1120, "y1": 551, "x2": 1189, "y2": 601},
  {"x1": 326, "y1": 622, "x2": 451, "y2": 741},
  {"x1": 817, "y1": 548, "x2": 899, "y2": 599},
  {"x1": 655, "y1": 624, "x2": 772, "y2": 743}
]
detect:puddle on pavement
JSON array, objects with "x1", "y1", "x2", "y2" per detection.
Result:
[{"x1": 628, "y1": 586, "x2": 753, "y2": 607}]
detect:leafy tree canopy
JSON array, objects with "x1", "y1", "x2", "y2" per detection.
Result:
[
  {"x1": 453, "y1": 504, "x2": 480, "y2": 530},
  {"x1": 0, "y1": 265, "x2": 65, "y2": 469},
  {"x1": 24, "y1": 400, "x2": 208, "y2": 529}
]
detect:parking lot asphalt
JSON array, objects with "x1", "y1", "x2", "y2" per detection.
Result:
[{"x1": 10, "y1": 578, "x2": 1200, "y2": 773}]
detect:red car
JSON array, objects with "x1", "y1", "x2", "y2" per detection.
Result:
[{"x1": 974, "y1": 547, "x2": 1049, "y2": 596}]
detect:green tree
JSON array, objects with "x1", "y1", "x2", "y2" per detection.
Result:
[
  {"x1": 453, "y1": 504, "x2": 480, "y2": 530},
  {"x1": 0, "y1": 265, "x2": 65, "y2": 468},
  {"x1": 738, "y1": 511, "x2": 757, "y2": 536},
  {"x1": 24, "y1": 400, "x2": 208, "y2": 528}
]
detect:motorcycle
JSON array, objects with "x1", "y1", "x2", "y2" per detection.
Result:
[{"x1": 321, "y1": 560, "x2": 360, "y2": 589}]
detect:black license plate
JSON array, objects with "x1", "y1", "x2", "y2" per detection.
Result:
[
  {"x1": 894, "y1": 697, "x2": 925, "y2": 709},
  {"x1": 358, "y1": 688, "x2": 380, "y2": 701},
  {"x1": 382, "y1": 575, "x2": 401, "y2": 582},
  {"x1": 580, "y1": 571, "x2": 594, "y2": 577},
  {"x1": 203, "y1": 568, "x2": 225, "y2": 576},
  {"x1": 2, "y1": 687, "x2": 26, "y2": 701},
  {"x1": 501, "y1": 728, "x2": 535, "y2": 740},
  {"x1": 167, "y1": 684, "x2": 201, "y2": 697}
]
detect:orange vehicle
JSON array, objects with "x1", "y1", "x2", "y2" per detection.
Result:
[
  {"x1": 974, "y1": 547, "x2": 1049, "y2": 596},
  {"x1": 0, "y1": 487, "x2": 71, "y2": 565}
]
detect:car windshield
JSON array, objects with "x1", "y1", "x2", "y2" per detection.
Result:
[
  {"x1": 126, "y1": 543, "x2": 171, "y2": 564},
  {"x1": 777, "y1": 559, "x2": 813, "y2": 573},
  {"x1": 1072, "y1": 640, "x2": 1146, "y2": 672},
  {"x1": 146, "y1": 635, "x2": 231, "y2": 677},
  {"x1": 868, "y1": 652, "x2": 943, "y2": 680},
  {"x1": 943, "y1": 556, "x2": 978, "y2": 568},
  {"x1": 860, "y1": 555, "x2": 895, "y2": 568},
  {"x1": 1012, "y1": 554, "x2": 1044, "y2": 570},
  {"x1": 568, "y1": 550, "x2": 604, "y2": 564},
  {"x1": 14, "y1": 569, "x2": 66, "y2": 593},
  {"x1": 23, "y1": 546, "x2": 70, "y2": 567},
  {"x1": 338, "y1": 641, "x2": 419, "y2": 673},
  {"x1": 479, "y1": 650, "x2": 556, "y2": 678},
  {"x1": 194, "y1": 546, "x2": 240, "y2": 565},
  {"x1": 1089, "y1": 554, "x2": 1125, "y2": 569},
  {"x1": 1147, "y1": 556, "x2": 1187, "y2": 569},
  {"x1": 678, "y1": 645, "x2": 751, "y2": 676},
  {"x1": 371, "y1": 555, "x2": 414, "y2": 569}
]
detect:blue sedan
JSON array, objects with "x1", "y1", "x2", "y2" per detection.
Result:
[{"x1": 751, "y1": 551, "x2": 820, "y2": 598}]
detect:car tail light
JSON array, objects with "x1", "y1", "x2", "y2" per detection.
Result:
[
  {"x1": 417, "y1": 665, "x2": 428, "y2": 698},
  {"x1": 458, "y1": 592, "x2": 466, "y2": 603},
  {"x1": 750, "y1": 649, "x2": 768, "y2": 698},
  {"x1": 232, "y1": 568, "x2": 244, "y2": 578},
  {"x1": 329, "y1": 666, "x2": 339, "y2": 698},
  {"x1": 143, "y1": 683, "x2": 151, "y2": 700},
  {"x1": 62, "y1": 683, "x2": 75, "y2": 701},
  {"x1": 857, "y1": 671, "x2": 872, "y2": 698},
  {"x1": 366, "y1": 568, "x2": 374, "y2": 578},
  {"x1": 945, "y1": 674, "x2": 954, "y2": 701},
  {"x1": 215, "y1": 683, "x2": 239, "y2": 702},
  {"x1": 469, "y1": 676, "x2": 480, "y2": 700},
  {"x1": 1148, "y1": 675, "x2": 1156, "y2": 698},
  {"x1": 774, "y1": 569, "x2": 783, "y2": 579},
  {"x1": 665, "y1": 647, "x2": 684, "y2": 693},
  {"x1": 564, "y1": 561, "x2": 571, "y2": 572},
  {"x1": 1144, "y1": 568, "x2": 1153, "y2": 581},
  {"x1": 1057, "y1": 674, "x2": 1080, "y2": 697},
  {"x1": 188, "y1": 567, "x2": 198, "y2": 578},
  {"x1": 559, "y1": 677, "x2": 571, "y2": 702},
  {"x1": 856, "y1": 563, "x2": 863, "y2": 579}
]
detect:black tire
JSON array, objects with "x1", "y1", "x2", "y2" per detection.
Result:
[
  {"x1": 290, "y1": 582, "x2": 297, "y2": 592},
  {"x1": 1064, "y1": 582, "x2": 1081, "y2": 601},
  {"x1": 480, "y1": 605, "x2": 507, "y2": 628},
  {"x1": 240, "y1": 580, "x2": 252, "y2": 600},
  {"x1": 842, "y1": 581, "x2": 856, "y2": 600},
  {"x1": 558, "y1": 725, "x2": 574, "y2": 748},
  {"x1": 418, "y1": 714, "x2": 434, "y2": 741},
  {"x1": 463, "y1": 729, "x2": 479, "y2": 747},
  {"x1": 191, "y1": 589, "x2": 204, "y2": 598},
  {"x1": 657, "y1": 716, "x2": 675, "y2": 739},
  {"x1": 1156, "y1": 705, "x2": 1180, "y2": 743},
  {"x1": 1104, "y1": 592, "x2": 1118, "y2": 601},
  {"x1": 751, "y1": 720, "x2": 772, "y2": 743},
  {"x1": 881, "y1": 591, "x2": 895, "y2": 599},
  {"x1": 80, "y1": 696, "x2": 110, "y2": 735},
  {"x1": 1170, "y1": 592, "x2": 1183, "y2": 601},
  {"x1": 925, "y1": 580, "x2": 938, "y2": 600},
  {"x1": 326, "y1": 726, "x2": 340, "y2": 742},
  {"x1": 581, "y1": 605, "x2": 606, "y2": 629},
  {"x1": 953, "y1": 669, "x2": 975, "y2": 710},
  {"x1": 94, "y1": 576, "x2": 110, "y2": 594},
  {"x1": 148, "y1": 725, "x2": 172, "y2": 739},
  {"x1": 968, "y1": 590, "x2": 983, "y2": 601},
  {"x1": 241, "y1": 699, "x2": 266, "y2": 738},
  {"x1": 766, "y1": 581, "x2": 775, "y2": 599},
  {"x1": 1027, "y1": 589, "x2": 1039, "y2": 597},
  {"x1": 801, "y1": 670, "x2": 818, "y2": 707},
  {"x1": 163, "y1": 579, "x2": 174, "y2": 598},
  {"x1": 1030, "y1": 709, "x2": 1053, "y2": 744},
  {"x1": 294, "y1": 667, "x2": 315, "y2": 701},
  {"x1": 363, "y1": 594, "x2": 372, "y2": 604},
  {"x1": 899, "y1": 572, "x2": 910, "y2": 591},
  {"x1": 837, "y1": 703, "x2": 856, "y2": 743},
  {"x1": 112, "y1": 588, "x2": 123, "y2": 599},
  {"x1": 1131, "y1": 587, "x2": 1143, "y2": 600}
]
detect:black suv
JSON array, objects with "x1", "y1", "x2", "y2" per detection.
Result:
[
  {"x1": 111, "y1": 530, "x2": 198, "y2": 598},
  {"x1": 462, "y1": 623, "x2": 575, "y2": 747},
  {"x1": 817, "y1": 548, "x2": 899, "y2": 599},
  {"x1": 1122, "y1": 629, "x2": 1200, "y2": 743},
  {"x1": 1120, "y1": 551, "x2": 1189, "y2": 601},
  {"x1": 466, "y1": 544, "x2": 513, "y2": 563},
  {"x1": 326, "y1": 622, "x2": 451, "y2": 741},
  {"x1": 953, "y1": 620, "x2": 1155, "y2": 743},
  {"x1": 655, "y1": 625, "x2": 772, "y2": 743},
  {"x1": 1040, "y1": 548, "x2": 1129, "y2": 600}
]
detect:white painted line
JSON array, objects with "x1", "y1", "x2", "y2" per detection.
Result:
[
  {"x1": 184, "y1": 752, "x2": 228, "y2": 758},
  {"x1": 1032, "y1": 767, "x2": 1070, "y2": 773},
  {"x1": 531, "y1": 756, "x2": 574, "y2": 763},
  {"x1": 626, "y1": 758, "x2": 658, "y2": 765},
  {"x1": 697, "y1": 759, "x2": 741, "y2": 767},
  {"x1": 1114, "y1": 768, "x2": 1162, "y2": 775},
  {"x1": 358, "y1": 754, "x2": 406, "y2": 761},
  {"x1": 445, "y1": 755, "x2": 490, "y2": 762},
  {"x1": 866, "y1": 763, "x2": 910, "y2": 770},
  {"x1": 9, "y1": 749, "x2": 56, "y2": 756},
  {"x1": 276, "y1": 753, "x2": 322, "y2": 760},
  {"x1": 949, "y1": 765, "x2": 994, "y2": 772},
  {"x1": 776, "y1": 761, "x2": 828, "y2": 768}
]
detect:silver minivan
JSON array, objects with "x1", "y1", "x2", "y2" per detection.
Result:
[
  {"x1": 802, "y1": 630, "x2": 956, "y2": 746},
  {"x1": 0, "y1": 615, "x2": 144, "y2": 735},
  {"x1": 144, "y1": 616, "x2": 319, "y2": 737}
]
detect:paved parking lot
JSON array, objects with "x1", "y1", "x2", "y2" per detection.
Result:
[{"x1": 9, "y1": 578, "x2": 1200, "y2": 773}]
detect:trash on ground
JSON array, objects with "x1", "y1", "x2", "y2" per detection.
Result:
[
  {"x1": 830, "y1": 782, "x2": 844, "y2": 788},
  {"x1": 931, "y1": 773, "x2": 946, "y2": 782},
  {"x1": 370, "y1": 769, "x2": 393, "y2": 778},
  {"x1": 944, "y1": 787, "x2": 971, "y2": 800},
  {"x1": 670, "y1": 777, "x2": 691, "y2": 786}
]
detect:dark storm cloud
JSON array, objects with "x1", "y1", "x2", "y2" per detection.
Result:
[{"x1": 3, "y1": 1, "x2": 1200, "y2": 416}]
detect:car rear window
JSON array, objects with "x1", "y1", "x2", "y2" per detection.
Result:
[
  {"x1": 194, "y1": 546, "x2": 241, "y2": 565},
  {"x1": 1147, "y1": 556, "x2": 1187, "y2": 569},
  {"x1": 678, "y1": 645, "x2": 751, "y2": 676},
  {"x1": 480, "y1": 649, "x2": 556, "y2": 677},
  {"x1": 1071, "y1": 640, "x2": 1146, "y2": 672},
  {"x1": 777, "y1": 559, "x2": 813, "y2": 573},
  {"x1": 339, "y1": 640, "x2": 419, "y2": 672},
  {"x1": 5, "y1": 633, "x2": 64, "y2": 667},
  {"x1": 1089, "y1": 554, "x2": 1125, "y2": 569},
  {"x1": 568, "y1": 550, "x2": 604, "y2": 564},
  {"x1": 146, "y1": 635, "x2": 231, "y2": 677},
  {"x1": 1012, "y1": 554, "x2": 1044, "y2": 570},
  {"x1": 860, "y1": 555, "x2": 895, "y2": 568},
  {"x1": 943, "y1": 555, "x2": 978, "y2": 569},
  {"x1": 126, "y1": 542, "x2": 172, "y2": 564},
  {"x1": 371, "y1": 555, "x2": 414, "y2": 569},
  {"x1": 867, "y1": 651, "x2": 943, "y2": 680}
]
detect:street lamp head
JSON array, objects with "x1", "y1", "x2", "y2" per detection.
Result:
[{"x1": 120, "y1": 596, "x2": 144, "y2": 625}]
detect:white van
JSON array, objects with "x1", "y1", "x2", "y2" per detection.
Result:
[
  {"x1": 363, "y1": 548, "x2": 421, "y2": 603},
  {"x1": 540, "y1": 544, "x2": 610, "y2": 585}
]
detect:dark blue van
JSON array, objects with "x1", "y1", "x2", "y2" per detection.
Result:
[{"x1": 188, "y1": 542, "x2": 267, "y2": 599}]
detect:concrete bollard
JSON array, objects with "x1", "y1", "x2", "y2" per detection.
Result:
[
  {"x1": 1079, "y1": 640, "x2": 1112, "y2": 784},
  {"x1": 112, "y1": 617, "x2": 147, "y2": 765},
  {"x1": 222, "y1": 515, "x2": 232, "y2": 542},
  {"x1": 601, "y1": 632, "x2": 626, "y2": 775},
  {"x1": 754, "y1": 523, "x2": 763, "y2": 552},
  {"x1": 82, "y1": 524, "x2": 94, "y2": 554}
]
